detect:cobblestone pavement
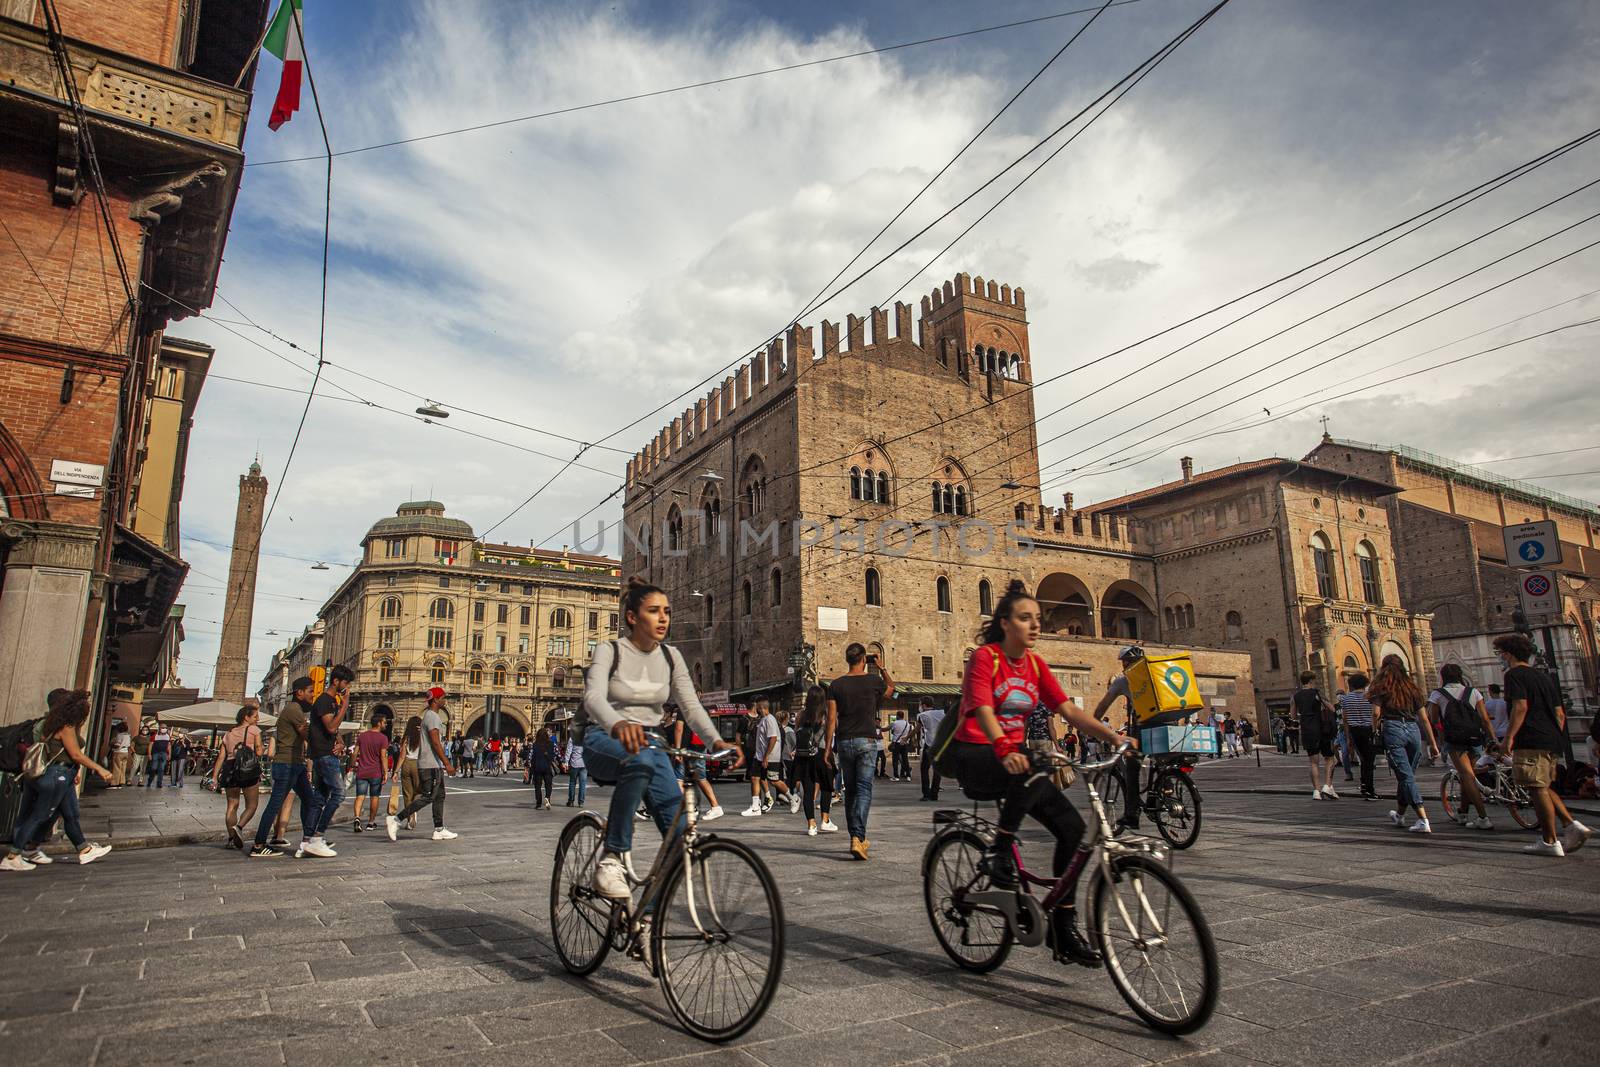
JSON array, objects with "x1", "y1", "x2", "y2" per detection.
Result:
[{"x1": 1, "y1": 766, "x2": 1595, "y2": 1067}]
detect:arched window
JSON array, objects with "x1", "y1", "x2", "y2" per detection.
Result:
[
  {"x1": 1225, "y1": 611, "x2": 1243, "y2": 641},
  {"x1": 954, "y1": 486, "x2": 967, "y2": 516},
  {"x1": 936, "y1": 576, "x2": 951, "y2": 613},
  {"x1": 1184, "y1": 604, "x2": 1195, "y2": 629},
  {"x1": 742, "y1": 579, "x2": 753, "y2": 616},
  {"x1": 701, "y1": 488, "x2": 721, "y2": 540},
  {"x1": 377, "y1": 659, "x2": 391, "y2": 683},
  {"x1": 493, "y1": 663, "x2": 507, "y2": 687},
  {"x1": 552, "y1": 668, "x2": 565, "y2": 689},
  {"x1": 430, "y1": 660, "x2": 445, "y2": 685},
  {"x1": 380, "y1": 596, "x2": 401, "y2": 619},
  {"x1": 865, "y1": 567, "x2": 882, "y2": 606},
  {"x1": 978, "y1": 579, "x2": 993, "y2": 616},
  {"x1": 1356, "y1": 540, "x2": 1382, "y2": 605},
  {"x1": 429, "y1": 597, "x2": 454, "y2": 620},
  {"x1": 876, "y1": 470, "x2": 889, "y2": 504},
  {"x1": 516, "y1": 666, "x2": 529, "y2": 687},
  {"x1": 666, "y1": 505, "x2": 684, "y2": 551},
  {"x1": 693, "y1": 661, "x2": 703, "y2": 688},
  {"x1": 1265, "y1": 639, "x2": 1280, "y2": 671},
  {"x1": 942, "y1": 483, "x2": 955, "y2": 514},
  {"x1": 740, "y1": 455, "x2": 766, "y2": 520},
  {"x1": 850, "y1": 466, "x2": 862, "y2": 500},
  {"x1": 1311, "y1": 532, "x2": 1337, "y2": 599},
  {"x1": 468, "y1": 662, "x2": 484, "y2": 686},
  {"x1": 864, "y1": 469, "x2": 875, "y2": 498},
  {"x1": 932, "y1": 481, "x2": 942, "y2": 511},
  {"x1": 770, "y1": 566, "x2": 782, "y2": 607},
  {"x1": 704, "y1": 593, "x2": 714, "y2": 628},
  {"x1": 551, "y1": 608, "x2": 572, "y2": 628}
]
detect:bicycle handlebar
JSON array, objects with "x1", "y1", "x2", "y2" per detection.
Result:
[{"x1": 1050, "y1": 740, "x2": 1136, "y2": 774}]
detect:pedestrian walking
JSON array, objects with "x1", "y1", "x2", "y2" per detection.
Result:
[
  {"x1": 168, "y1": 732, "x2": 190, "y2": 787},
  {"x1": 1429, "y1": 664, "x2": 1497, "y2": 829},
  {"x1": 387, "y1": 687, "x2": 457, "y2": 841},
  {"x1": 564, "y1": 732, "x2": 587, "y2": 806},
  {"x1": 145, "y1": 721, "x2": 171, "y2": 788},
  {"x1": 792, "y1": 685, "x2": 837, "y2": 835},
  {"x1": 874, "y1": 721, "x2": 889, "y2": 778},
  {"x1": 917, "y1": 697, "x2": 945, "y2": 801},
  {"x1": 302, "y1": 664, "x2": 354, "y2": 854},
  {"x1": 825, "y1": 643, "x2": 894, "y2": 860},
  {"x1": 1494, "y1": 634, "x2": 1592, "y2": 856},
  {"x1": 1, "y1": 689, "x2": 114, "y2": 870},
  {"x1": 1293, "y1": 672, "x2": 1340, "y2": 800},
  {"x1": 1369, "y1": 655, "x2": 1439, "y2": 834},
  {"x1": 888, "y1": 710, "x2": 913, "y2": 780},
  {"x1": 528, "y1": 727, "x2": 556, "y2": 809},
  {"x1": 780, "y1": 710, "x2": 797, "y2": 791},
  {"x1": 108, "y1": 722, "x2": 132, "y2": 787},
  {"x1": 250, "y1": 677, "x2": 318, "y2": 857},
  {"x1": 1222, "y1": 716, "x2": 1240, "y2": 758},
  {"x1": 396, "y1": 716, "x2": 422, "y2": 829},
  {"x1": 1483, "y1": 683, "x2": 1510, "y2": 743},
  {"x1": 1337, "y1": 674, "x2": 1379, "y2": 800},
  {"x1": 665, "y1": 705, "x2": 723, "y2": 820},
  {"x1": 131, "y1": 725, "x2": 150, "y2": 784},
  {"x1": 741, "y1": 698, "x2": 795, "y2": 816},
  {"x1": 351, "y1": 708, "x2": 391, "y2": 833},
  {"x1": 1238, "y1": 715, "x2": 1255, "y2": 755},
  {"x1": 212, "y1": 703, "x2": 263, "y2": 850}
]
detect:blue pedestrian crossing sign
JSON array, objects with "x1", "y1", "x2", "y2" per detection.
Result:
[{"x1": 1503, "y1": 520, "x2": 1561, "y2": 569}]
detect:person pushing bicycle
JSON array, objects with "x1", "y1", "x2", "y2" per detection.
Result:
[{"x1": 948, "y1": 579, "x2": 1129, "y2": 966}]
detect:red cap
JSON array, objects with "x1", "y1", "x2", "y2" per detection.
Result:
[{"x1": 427, "y1": 686, "x2": 445, "y2": 701}]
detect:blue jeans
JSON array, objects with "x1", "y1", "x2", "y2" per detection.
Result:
[
  {"x1": 583, "y1": 726, "x2": 681, "y2": 853},
  {"x1": 567, "y1": 766, "x2": 588, "y2": 805},
  {"x1": 835, "y1": 737, "x2": 877, "y2": 841},
  {"x1": 145, "y1": 751, "x2": 168, "y2": 787},
  {"x1": 1382, "y1": 719, "x2": 1424, "y2": 811},
  {"x1": 307, "y1": 755, "x2": 345, "y2": 836},
  {"x1": 169, "y1": 757, "x2": 186, "y2": 787},
  {"x1": 8, "y1": 764, "x2": 86, "y2": 854},
  {"x1": 254, "y1": 762, "x2": 314, "y2": 846}
]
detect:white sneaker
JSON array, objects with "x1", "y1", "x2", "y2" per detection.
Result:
[
  {"x1": 21, "y1": 850, "x2": 52, "y2": 865},
  {"x1": 1321, "y1": 784, "x2": 1340, "y2": 800},
  {"x1": 818, "y1": 820, "x2": 840, "y2": 833},
  {"x1": 78, "y1": 844, "x2": 112, "y2": 865},
  {"x1": 789, "y1": 795, "x2": 802, "y2": 815},
  {"x1": 1389, "y1": 810, "x2": 1405, "y2": 827},
  {"x1": 1525, "y1": 838, "x2": 1566, "y2": 857},
  {"x1": 740, "y1": 804, "x2": 763, "y2": 817},
  {"x1": 1407, "y1": 819, "x2": 1432, "y2": 835},
  {"x1": 1311, "y1": 790, "x2": 1323, "y2": 801},
  {"x1": 299, "y1": 839, "x2": 337, "y2": 858},
  {"x1": 1561, "y1": 821, "x2": 1593, "y2": 853},
  {"x1": 0, "y1": 855, "x2": 35, "y2": 872},
  {"x1": 593, "y1": 855, "x2": 631, "y2": 900},
  {"x1": 807, "y1": 825, "x2": 818, "y2": 837},
  {"x1": 431, "y1": 828, "x2": 458, "y2": 840},
  {"x1": 701, "y1": 805, "x2": 725, "y2": 822},
  {"x1": 385, "y1": 815, "x2": 399, "y2": 841},
  {"x1": 1470, "y1": 815, "x2": 1494, "y2": 831}
]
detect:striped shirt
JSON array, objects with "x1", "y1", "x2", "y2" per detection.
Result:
[{"x1": 1337, "y1": 689, "x2": 1374, "y2": 728}]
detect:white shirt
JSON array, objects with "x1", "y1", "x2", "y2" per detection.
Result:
[
  {"x1": 1483, "y1": 697, "x2": 1509, "y2": 739},
  {"x1": 916, "y1": 708, "x2": 944, "y2": 744},
  {"x1": 889, "y1": 718, "x2": 913, "y2": 743}
]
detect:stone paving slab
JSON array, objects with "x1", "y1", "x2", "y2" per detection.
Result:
[{"x1": 0, "y1": 773, "x2": 1594, "y2": 1066}]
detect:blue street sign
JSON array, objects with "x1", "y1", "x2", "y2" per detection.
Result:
[{"x1": 1519, "y1": 541, "x2": 1544, "y2": 562}]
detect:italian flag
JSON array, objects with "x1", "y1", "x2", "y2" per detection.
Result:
[{"x1": 262, "y1": 0, "x2": 304, "y2": 130}]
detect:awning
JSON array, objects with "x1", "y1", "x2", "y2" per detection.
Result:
[
  {"x1": 104, "y1": 525, "x2": 189, "y2": 684},
  {"x1": 893, "y1": 683, "x2": 963, "y2": 698},
  {"x1": 730, "y1": 678, "x2": 792, "y2": 699},
  {"x1": 155, "y1": 699, "x2": 277, "y2": 729}
]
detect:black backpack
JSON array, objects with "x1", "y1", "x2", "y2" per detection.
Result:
[
  {"x1": 0, "y1": 717, "x2": 40, "y2": 775},
  {"x1": 225, "y1": 728, "x2": 262, "y2": 788},
  {"x1": 793, "y1": 723, "x2": 821, "y2": 759},
  {"x1": 1435, "y1": 687, "x2": 1486, "y2": 747}
]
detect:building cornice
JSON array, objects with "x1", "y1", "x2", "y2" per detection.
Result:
[{"x1": 1150, "y1": 529, "x2": 1274, "y2": 563}]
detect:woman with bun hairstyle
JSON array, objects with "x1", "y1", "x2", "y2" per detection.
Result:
[
  {"x1": 949, "y1": 579, "x2": 1127, "y2": 966},
  {"x1": 582, "y1": 577, "x2": 742, "y2": 899}
]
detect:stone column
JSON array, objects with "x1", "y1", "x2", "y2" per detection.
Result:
[{"x1": 0, "y1": 520, "x2": 100, "y2": 726}]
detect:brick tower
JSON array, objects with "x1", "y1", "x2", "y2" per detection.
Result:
[{"x1": 214, "y1": 460, "x2": 268, "y2": 701}]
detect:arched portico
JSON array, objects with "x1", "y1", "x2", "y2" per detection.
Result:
[
  {"x1": 1037, "y1": 572, "x2": 1095, "y2": 636},
  {"x1": 1099, "y1": 579, "x2": 1156, "y2": 641}
]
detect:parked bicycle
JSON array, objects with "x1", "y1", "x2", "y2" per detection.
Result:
[
  {"x1": 1100, "y1": 751, "x2": 1204, "y2": 849},
  {"x1": 549, "y1": 744, "x2": 784, "y2": 1041},
  {"x1": 923, "y1": 744, "x2": 1218, "y2": 1034},
  {"x1": 1440, "y1": 757, "x2": 1537, "y2": 830}
]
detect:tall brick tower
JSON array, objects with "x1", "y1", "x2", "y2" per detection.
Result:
[{"x1": 214, "y1": 460, "x2": 268, "y2": 701}]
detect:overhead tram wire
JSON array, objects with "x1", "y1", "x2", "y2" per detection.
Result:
[
  {"x1": 536, "y1": 0, "x2": 1235, "y2": 554},
  {"x1": 243, "y1": 1, "x2": 1149, "y2": 168}
]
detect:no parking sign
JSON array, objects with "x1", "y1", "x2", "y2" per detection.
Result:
[{"x1": 1517, "y1": 569, "x2": 1559, "y2": 614}]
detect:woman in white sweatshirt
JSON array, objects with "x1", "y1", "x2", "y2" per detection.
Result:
[{"x1": 582, "y1": 578, "x2": 739, "y2": 899}]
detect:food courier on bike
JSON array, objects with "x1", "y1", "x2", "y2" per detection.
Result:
[{"x1": 1094, "y1": 646, "x2": 1216, "y2": 833}]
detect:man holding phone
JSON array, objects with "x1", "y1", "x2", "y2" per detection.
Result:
[{"x1": 825, "y1": 643, "x2": 894, "y2": 860}]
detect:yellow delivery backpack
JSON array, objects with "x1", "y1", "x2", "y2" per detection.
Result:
[{"x1": 1123, "y1": 652, "x2": 1203, "y2": 727}]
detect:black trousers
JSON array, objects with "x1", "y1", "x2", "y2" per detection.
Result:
[
  {"x1": 1348, "y1": 724, "x2": 1377, "y2": 795},
  {"x1": 953, "y1": 742, "x2": 1085, "y2": 877},
  {"x1": 891, "y1": 742, "x2": 912, "y2": 779},
  {"x1": 793, "y1": 754, "x2": 832, "y2": 822},
  {"x1": 920, "y1": 745, "x2": 942, "y2": 798},
  {"x1": 397, "y1": 767, "x2": 447, "y2": 828}
]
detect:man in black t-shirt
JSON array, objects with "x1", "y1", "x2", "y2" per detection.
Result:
[
  {"x1": 825, "y1": 643, "x2": 893, "y2": 861},
  {"x1": 304, "y1": 664, "x2": 355, "y2": 855},
  {"x1": 1293, "y1": 673, "x2": 1339, "y2": 801},
  {"x1": 1495, "y1": 634, "x2": 1590, "y2": 856}
]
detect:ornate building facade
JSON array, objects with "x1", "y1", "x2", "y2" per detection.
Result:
[{"x1": 315, "y1": 501, "x2": 620, "y2": 736}]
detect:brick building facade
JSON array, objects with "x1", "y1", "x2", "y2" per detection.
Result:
[{"x1": 0, "y1": 2, "x2": 268, "y2": 740}]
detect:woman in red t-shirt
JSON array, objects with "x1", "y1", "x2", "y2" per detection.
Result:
[{"x1": 951, "y1": 579, "x2": 1127, "y2": 966}]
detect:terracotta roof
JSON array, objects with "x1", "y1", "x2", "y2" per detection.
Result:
[{"x1": 1085, "y1": 458, "x2": 1399, "y2": 513}]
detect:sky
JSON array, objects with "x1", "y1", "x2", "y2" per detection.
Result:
[{"x1": 165, "y1": 0, "x2": 1600, "y2": 692}]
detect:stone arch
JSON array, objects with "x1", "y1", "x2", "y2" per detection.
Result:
[
  {"x1": 1333, "y1": 633, "x2": 1371, "y2": 685},
  {"x1": 1037, "y1": 572, "x2": 1095, "y2": 636},
  {"x1": 1377, "y1": 639, "x2": 1410, "y2": 671},
  {"x1": 0, "y1": 420, "x2": 47, "y2": 519},
  {"x1": 1099, "y1": 579, "x2": 1156, "y2": 641},
  {"x1": 460, "y1": 701, "x2": 531, "y2": 740}
]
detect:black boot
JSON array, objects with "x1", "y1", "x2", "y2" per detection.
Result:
[
  {"x1": 980, "y1": 842, "x2": 1020, "y2": 889},
  {"x1": 1052, "y1": 908, "x2": 1102, "y2": 968}
]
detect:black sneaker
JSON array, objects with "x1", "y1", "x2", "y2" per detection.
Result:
[
  {"x1": 269, "y1": 837, "x2": 290, "y2": 848},
  {"x1": 980, "y1": 846, "x2": 1020, "y2": 890},
  {"x1": 353, "y1": 822, "x2": 365, "y2": 833},
  {"x1": 1051, "y1": 910, "x2": 1103, "y2": 968},
  {"x1": 1113, "y1": 818, "x2": 1141, "y2": 836},
  {"x1": 249, "y1": 844, "x2": 284, "y2": 858}
]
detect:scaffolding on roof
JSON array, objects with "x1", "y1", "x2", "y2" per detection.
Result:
[{"x1": 1329, "y1": 438, "x2": 1600, "y2": 518}]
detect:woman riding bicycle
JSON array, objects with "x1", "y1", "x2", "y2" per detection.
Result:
[
  {"x1": 950, "y1": 579, "x2": 1129, "y2": 965},
  {"x1": 582, "y1": 578, "x2": 740, "y2": 900}
]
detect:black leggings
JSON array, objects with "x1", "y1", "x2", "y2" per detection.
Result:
[
  {"x1": 793, "y1": 755, "x2": 832, "y2": 822},
  {"x1": 953, "y1": 742, "x2": 1085, "y2": 877}
]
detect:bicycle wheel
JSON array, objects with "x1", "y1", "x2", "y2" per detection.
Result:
[
  {"x1": 653, "y1": 838, "x2": 784, "y2": 1042},
  {"x1": 550, "y1": 812, "x2": 614, "y2": 976},
  {"x1": 1503, "y1": 780, "x2": 1540, "y2": 830},
  {"x1": 1151, "y1": 771, "x2": 1202, "y2": 850},
  {"x1": 923, "y1": 829, "x2": 1012, "y2": 973},
  {"x1": 1439, "y1": 770, "x2": 1461, "y2": 822},
  {"x1": 1091, "y1": 853, "x2": 1218, "y2": 1035},
  {"x1": 1100, "y1": 766, "x2": 1125, "y2": 821}
]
